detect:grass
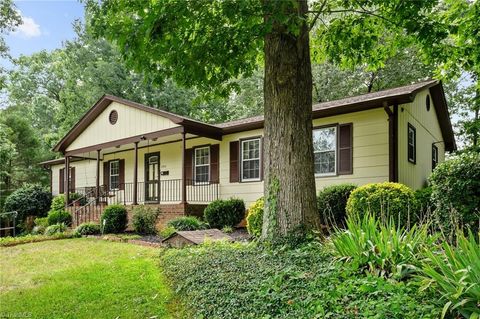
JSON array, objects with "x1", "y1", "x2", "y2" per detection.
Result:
[{"x1": 0, "y1": 238, "x2": 176, "y2": 319}]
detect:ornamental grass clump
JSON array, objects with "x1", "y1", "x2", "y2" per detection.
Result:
[
  {"x1": 332, "y1": 214, "x2": 437, "y2": 279},
  {"x1": 420, "y1": 230, "x2": 480, "y2": 319}
]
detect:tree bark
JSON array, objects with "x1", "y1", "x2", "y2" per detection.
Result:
[{"x1": 261, "y1": 0, "x2": 320, "y2": 240}]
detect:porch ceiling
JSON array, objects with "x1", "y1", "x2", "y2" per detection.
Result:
[{"x1": 67, "y1": 132, "x2": 199, "y2": 159}]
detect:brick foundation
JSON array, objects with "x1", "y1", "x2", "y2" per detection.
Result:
[{"x1": 72, "y1": 202, "x2": 209, "y2": 230}]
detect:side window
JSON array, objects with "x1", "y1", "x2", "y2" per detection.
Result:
[
  {"x1": 432, "y1": 144, "x2": 438, "y2": 170},
  {"x1": 241, "y1": 138, "x2": 261, "y2": 181},
  {"x1": 407, "y1": 123, "x2": 416, "y2": 164},
  {"x1": 194, "y1": 146, "x2": 210, "y2": 183},
  {"x1": 313, "y1": 126, "x2": 337, "y2": 175},
  {"x1": 109, "y1": 160, "x2": 120, "y2": 190}
]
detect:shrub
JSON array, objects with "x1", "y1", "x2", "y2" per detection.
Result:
[
  {"x1": 50, "y1": 195, "x2": 66, "y2": 212},
  {"x1": 160, "y1": 241, "x2": 443, "y2": 318},
  {"x1": 0, "y1": 233, "x2": 73, "y2": 247},
  {"x1": 204, "y1": 198, "x2": 245, "y2": 229},
  {"x1": 167, "y1": 216, "x2": 207, "y2": 231},
  {"x1": 101, "y1": 205, "x2": 128, "y2": 234},
  {"x1": 44, "y1": 223, "x2": 67, "y2": 236},
  {"x1": 160, "y1": 226, "x2": 176, "y2": 238},
  {"x1": 317, "y1": 184, "x2": 356, "y2": 228},
  {"x1": 131, "y1": 205, "x2": 160, "y2": 235},
  {"x1": 246, "y1": 197, "x2": 264, "y2": 238},
  {"x1": 74, "y1": 222, "x2": 101, "y2": 236},
  {"x1": 3, "y1": 184, "x2": 52, "y2": 223},
  {"x1": 414, "y1": 186, "x2": 435, "y2": 221},
  {"x1": 420, "y1": 231, "x2": 480, "y2": 319},
  {"x1": 34, "y1": 217, "x2": 49, "y2": 227},
  {"x1": 429, "y1": 152, "x2": 480, "y2": 236},
  {"x1": 68, "y1": 192, "x2": 87, "y2": 205},
  {"x1": 222, "y1": 225, "x2": 234, "y2": 234},
  {"x1": 346, "y1": 182, "x2": 417, "y2": 228},
  {"x1": 31, "y1": 225, "x2": 45, "y2": 235},
  {"x1": 332, "y1": 214, "x2": 437, "y2": 279},
  {"x1": 47, "y1": 210, "x2": 72, "y2": 226}
]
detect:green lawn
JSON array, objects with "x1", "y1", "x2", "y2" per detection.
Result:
[{"x1": 0, "y1": 238, "x2": 177, "y2": 319}]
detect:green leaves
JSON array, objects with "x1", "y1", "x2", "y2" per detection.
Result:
[
  {"x1": 87, "y1": 0, "x2": 265, "y2": 97},
  {"x1": 420, "y1": 231, "x2": 480, "y2": 319}
]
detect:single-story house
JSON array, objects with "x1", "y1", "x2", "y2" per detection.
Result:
[{"x1": 40, "y1": 79, "x2": 456, "y2": 227}]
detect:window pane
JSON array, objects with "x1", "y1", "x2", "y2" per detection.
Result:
[
  {"x1": 242, "y1": 139, "x2": 260, "y2": 160},
  {"x1": 314, "y1": 151, "x2": 335, "y2": 174},
  {"x1": 313, "y1": 127, "x2": 336, "y2": 152},
  {"x1": 195, "y1": 147, "x2": 210, "y2": 165},
  {"x1": 110, "y1": 175, "x2": 119, "y2": 189},
  {"x1": 242, "y1": 159, "x2": 260, "y2": 180},
  {"x1": 195, "y1": 166, "x2": 209, "y2": 183}
]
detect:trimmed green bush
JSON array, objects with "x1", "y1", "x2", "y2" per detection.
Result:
[
  {"x1": 101, "y1": 205, "x2": 128, "y2": 234},
  {"x1": 167, "y1": 216, "x2": 207, "y2": 231},
  {"x1": 204, "y1": 198, "x2": 245, "y2": 229},
  {"x1": 3, "y1": 185, "x2": 52, "y2": 224},
  {"x1": 34, "y1": 217, "x2": 49, "y2": 227},
  {"x1": 50, "y1": 195, "x2": 65, "y2": 212},
  {"x1": 346, "y1": 182, "x2": 417, "y2": 228},
  {"x1": 429, "y1": 152, "x2": 480, "y2": 236},
  {"x1": 246, "y1": 197, "x2": 264, "y2": 238},
  {"x1": 131, "y1": 205, "x2": 160, "y2": 235},
  {"x1": 44, "y1": 223, "x2": 67, "y2": 236},
  {"x1": 317, "y1": 184, "x2": 357, "y2": 228},
  {"x1": 47, "y1": 210, "x2": 72, "y2": 226},
  {"x1": 74, "y1": 222, "x2": 101, "y2": 236}
]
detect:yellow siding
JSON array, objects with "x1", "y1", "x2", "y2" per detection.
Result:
[
  {"x1": 50, "y1": 160, "x2": 97, "y2": 195},
  {"x1": 398, "y1": 90, "x2": 445, "y2": 189},
  {"x1": 51, "y1": 89, "x2": 447, "y2": 204},
  {"x1": 312, "y1": 108, "x2": 390, "y2": 190},
  {"x1": 66, "y1": 101, "x2": 179, "y2": 151}
]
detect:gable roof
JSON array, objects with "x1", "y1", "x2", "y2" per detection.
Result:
[
  {"x1": 54, "y1": 79, "x2": 456, "y2": 153},
  {"x1": 53, "y1": 94, "x2": 221, "y2": 152},
  {"x1": 218, "y1": 79, "x2": 456, "y2": 151}
]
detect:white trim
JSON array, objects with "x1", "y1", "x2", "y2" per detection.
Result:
[
  {"x1": 241, "y1": 138, "x2": 261, "y2": 182},
  {"x1": 313, "y1": 126, "x2": 337, "y2": 177},
  {"x1": 194, "y1": 146, "x2": 210, "y2": 185}
]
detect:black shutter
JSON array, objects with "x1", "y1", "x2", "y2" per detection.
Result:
[
  {"x1": 210, "y1": 144, "x2": 219, "y2": 183},
  {"x1": 59, "y1": 168, "x2": 65, "y2": 194},
  {"x1": 103, "y1": 162, "x2": 109, "y2": 190},
  {"x1": 230, "y1": 141, "x2": 239, "y2": 182},
  {"x1": 119, "y1": 159, "x2": 125, "y2": 190},
  {"x1": 70, "y1": 167, "x2": 76, "y2": 192},
  {"x1": 185, "y1": 148, "x2": 193, "y2": 185},
  {"x1": 338, "y1": 123, "x2": 353, "y2": 175}
]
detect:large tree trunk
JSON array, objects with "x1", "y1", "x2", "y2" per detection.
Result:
[{"x1": 261, "y1": 0, "x2": 320, "y2": 240}]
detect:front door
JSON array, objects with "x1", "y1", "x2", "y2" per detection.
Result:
[{"x1": 145, "y1": 152, "x2": 160, "y2": 202}]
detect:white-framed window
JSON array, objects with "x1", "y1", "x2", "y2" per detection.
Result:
[
  {"x1": 313, "y1": 126, "x2": 337, "y2": 176},
  {"x1": 110, "y1": 160, "x2": 120, "y2": 190},
  {"x1": 194, "y1": 146, "x2": 210, "y2": 184},
  {"x1": 241, "y1": 138, "x2": 261, "y2": 181}
]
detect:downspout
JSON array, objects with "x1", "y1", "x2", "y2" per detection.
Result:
[{"x1": 384, "y1": 102, "x2": 398, "y2": 182}]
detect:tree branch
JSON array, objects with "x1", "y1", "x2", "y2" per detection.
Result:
[
  {"x1": 308, "y1": 0, "x2": 328, "y2": 31},
  {"x1": 308, "y1": 8, "x2": 397, "y2": 28}
]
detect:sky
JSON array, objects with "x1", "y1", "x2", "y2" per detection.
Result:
[{"x1": 4, "y1": 0, "x2": 84, "y2": 60}]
